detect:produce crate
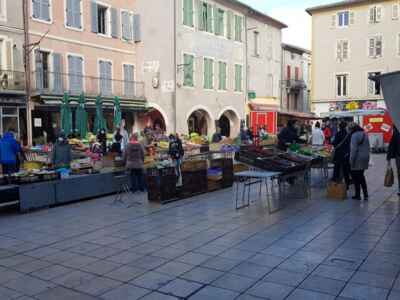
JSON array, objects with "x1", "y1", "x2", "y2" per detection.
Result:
[
  {"x1": 147, "y1": 167, "x2": 176, "y2": 177},
  {"x1": 181, "y1": 160, "x2": 207, "y2": 172},
  {"x1": 182, "y1": 170, "x2": 207, "y2": 196},
  {"x1": 147, "y1": 174, "x2": 177, "y2": 203}
]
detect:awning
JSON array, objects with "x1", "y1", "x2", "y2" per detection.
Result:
[
  {"x1": 320, "y1": 109, "x2": 386, "y2": 118},
  {"x1": 279, "y1": 111, "x2": 319, "y2": 120},
  {"x1": 248, "y1": 103, "x2": 280, "y2": 112}
]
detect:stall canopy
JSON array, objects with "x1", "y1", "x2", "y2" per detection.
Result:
[
  {"x1": 279, "y1": 111, "x2": 319, "y2": 120},
  {"x1": 94, "y1": 96, "x2": 107, "y2": 134},
  {"x1": 113, "y1": 96, "x2": 122, "y2": 128},
  {"x1": 370, "y1": 71, "x2": 400, "y2": 130},
  {"x1": 61, "y1": 93, "x2": 72, "y2": 135},
  {"x1": 75, "y1": 94, "x2": 88, "y2": 138},
  {"x1": 321, "y1": 109, "x2": 386, "y2": 119}
]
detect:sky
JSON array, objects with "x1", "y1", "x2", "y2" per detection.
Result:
[{"x1": 241, "y1": 0, "x2": 333, "y2": 49}]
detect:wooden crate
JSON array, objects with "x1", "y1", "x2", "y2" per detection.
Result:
[{"x1": 181, "y1": 160, "x2": 207, "y2": 172}]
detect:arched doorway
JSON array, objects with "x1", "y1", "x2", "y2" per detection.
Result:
[
  {"x1": 187, "y1": 109, "x2": 212, "y2": 136},
  {"x1": 217, "y1": 109, "x2": 240, "y2": 138},
  {"x1": 142, "y1": 108, "x2": 166, "y2": 133}
]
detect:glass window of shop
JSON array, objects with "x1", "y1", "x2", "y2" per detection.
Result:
[{"x1": 0, "y1": 107, "x2": 20, "y2": 138}]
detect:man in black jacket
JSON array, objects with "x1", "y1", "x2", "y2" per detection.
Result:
[
  {"x1": 387, "y1": 126, "x2": 400, "y2": 195},
  {"x1": 332, "y1": 121, "x2": 351, "y2": 188}
]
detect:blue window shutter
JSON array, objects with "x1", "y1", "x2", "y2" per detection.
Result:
[
  {"x1": 124, "y1": 65, "x2": 134, "y2": 97},
  {"x1": 53, "y1": 53, "x2": 63, "y2": 94},
  {"x1": 41, "y1": 0, "x2": 50, "y2": 21},
  {"x1": 133, "y1": 14, "x2": 141, "y2": 42},
  {"x1": 91, "y1": 1, "x2": 98, "y2": 33},
  {"x1": 121, "y1": 11, "x2": 129, "y2": 40},
  {"x1": 35, "y1": 50, "x2": 43, "y2": 90},
  {"x1": 73, "y1": 0, "x2": 82, "y2": 28},
  {"x1": 111, "y1": 7, "x2": 119, "y2": 38},
  {"x1": 32, "y1": 0, "x2": 40, "y2": 18},
  {"x1": 66, "y1": 0, "x2": 73, "y2": 26}
]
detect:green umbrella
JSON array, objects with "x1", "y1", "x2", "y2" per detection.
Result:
[
  {"x1": 113, "y1": 96, "x2": 122, "y2": 128},
  {"x1": 61, "y1": 93, "x2": 72, "y2": 135},
  {"x1": 75, "y1": 94, "x2": 88, "y2": 138},
  {"x1": 94, "y1": 95, "x2": 107, "y2": 134}
]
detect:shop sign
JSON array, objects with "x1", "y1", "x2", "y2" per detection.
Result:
[
  {"x1": 248, "y1": 92, "x2": 256, "y2": 100},
  {"x1": 162, "y1": 80, "x2": 175, "y2": 93},
  {"x1": 143, "y1": 61, "x2": 160, "y2": 73},
  {"x1": 329, "y1": 100, "x2": 378, "y2": 112},
  {"x1": 34, "y1": 118, "x2": 42, "y2": 128}
]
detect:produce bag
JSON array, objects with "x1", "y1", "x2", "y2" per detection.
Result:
[
  {"x1": 327, "y1": 181, "x2": 347, "y2": 200},
  {"x1": 384, "y1": 166, "x2": 394, "y2": 187}
]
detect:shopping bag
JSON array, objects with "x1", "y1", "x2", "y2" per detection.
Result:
[
  {"x1": 327, "y1": 181, "x2": 347, "y2": 200},
  {"x1": 384, "y1": 167, "x2": 394, "y2": 187}
]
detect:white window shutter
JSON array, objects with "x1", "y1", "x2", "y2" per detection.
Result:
[
  {"x1": 368, "y1": 75, "x2": 374, "y2": 95},
  {"x1": 376, "y1": 6, "x2": 382, "y2": 22},
  {"x1": 336, "y1": 41, "x2": 342, "y2": 61},
  {"x1": 369, "y1": 38, "x2": 375, "y2": 57},
  {"x1": 392, "y1": 4, "x2": 399, "y2": 20},
  {"x1": 343, "y1": 41, "x2": 349, "y2": 59},
  {"x1": 331, "y1": 14, "x2": 336, "y2": 28},
  {"x1": 376, "y1": 36, "x2": 382, "y2": 56},
  {"x1": 369, "y1": 7, "x2": 375, "y2": 23},
  {"x1": 349, "y1": 12, "x2": 355, "y2": 25}
]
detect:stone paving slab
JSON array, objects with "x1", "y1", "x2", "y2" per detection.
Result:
[{"x1": 0, "y1": 154, "x2": 399, "y2": 299}]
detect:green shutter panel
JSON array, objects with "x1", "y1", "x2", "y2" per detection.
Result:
[
  {"x1": 183, "y1": 0, "x2": 193, "y2": 26},
  {"x1": 213, "y1": 5, "x2": 219, "y2": 35},
  {"x1": 227, "y1": 11, "x2": 233, "y2": 39},
  {"x1": 196, "y1": 0, "x2": 204, "y2": 30},
  {"x1": 203, "y1": 59, "x2": 208, "y2": 88},
  {"x1": 207, "y1": 4, "x2": 213, "y2": 33}
]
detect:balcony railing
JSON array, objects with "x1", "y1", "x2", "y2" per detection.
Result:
[
  {"x1": 284, "y1": 79, "x2": 307, "y2": 91},
  {"x1": 0, "y1": 70, "x2": 25, "y2": 93},
  {"x1": 31, "y1": 71, "x2": 145, "y2": 99}
]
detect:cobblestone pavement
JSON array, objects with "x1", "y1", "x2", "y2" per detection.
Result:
[{"x1": 0, "y1": 154, "x2": 399, "y2": 300}]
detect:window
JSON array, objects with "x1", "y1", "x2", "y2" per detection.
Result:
[
  {"x1": 336, "y1": 74, "x2": 348, "y2": 97},
  {"x1": 66, "y1": 0, "x2": 82, "y2": 29},
  {"x1": 121, "y1": 11, "x2": 133, "y2": 40},
  {"x1": 234, "y1": 64, "x2": 243, "y2": 92},
  {"x1": 218, "y1": 61, "x2": 227, "y2": 90},
  {"x1": 32, "y1": 0, "x2": 51, "y2": 22},
  {"x1": 295, "y1": 67, "x2": 299, "y2": 81},
  {"x1": 34, "y1": 50, "x2": 50, "y2": 90},
  {"x1": 183, "y1": 0, "x2": 194, "y2": 27},
  {"x1": 393, "y1": 3, "x2": 399, "y2": 20},
  {"x1": 203, "y1": 58, "x2": 213, "y2": 89},
  {"x1": 338, "y1": 11, "x2": 349, "y2": 27},
  {"x1": 99, "y1": 60, "x2": 112, "y2": 96},
  {"x1": 215, "y1": 8, "x2": 224, "y2": 36},
  {"x1": 369, "y1": 6, "x2": 383, "y2": 23},
  {"x1": 199, "y1": 2, "x2": 213, "y2": 33},
  {"x1": 123, "y1": 64, "x2": 135, "y2": 97},
  {"x1": 234, "y1": 15, "x2": 243, "y2": 42},
  {"x1": 336, "y1": 40, "x2": 349, "y2": 61},
  {"x1": 97, "y1": 5, "x2": 108, "y2": 34},
  {"x1": 0, "y1": 0, "x2": 6, "y2": 21},
  {"x1": 91, "y1": 2, "x2": 118, "y2": 38},
  {"x1": 253, "y1": 31, "x2": 259, "y2": 56},
  {"x1": 183, "y1": 54, "x2": 194, "y2": 87},
  {"x1": 368, "y1": 36, "x2": 383, "y2": 58},
  {"x1": 68, "y1": 55, "x2": 83, "y2": 94},
  {"x1": 368, "y1": 72, "x2": 381, "y2": 95},
  {"x1": 287, "y1": 65, "x2": 291, "y2": 80}
]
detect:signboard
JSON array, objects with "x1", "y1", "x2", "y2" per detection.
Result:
[
  {"x1": 143, "y1": 61, "x2": 160, "y2": 73},
  {"x1": 161, "y1": 80, "x2": 175, "y2": 93},
  {"x1": 34, "y1": 118, "x2": 42, "y2": 128},
  {"x1": 248, "y1": 92, "x2": 256, "y2": 100},
  {"x1": 329, "y1": 100, "x2": 378, "y2": 112}
]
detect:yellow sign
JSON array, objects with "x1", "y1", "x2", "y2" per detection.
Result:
[
  {"x1": 345, "y1": 101, "x2": 360, "y2": 111},
  {"x1": 369, "y1": 118, "x2": 383, "y2": 123}
]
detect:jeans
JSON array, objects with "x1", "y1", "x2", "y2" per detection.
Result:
[
  {"x1": 333, "y1": 160, "x2": 351, "y2": 187},
  {"x1": 351, "y1": 170, "x2": 368, "y2": 198},
  {"x1": 129, "y1": 168, "x2": 145, "y2": 193},
  {"x1": 174, "y1": 158, "x2": 182, "y2": 180}
]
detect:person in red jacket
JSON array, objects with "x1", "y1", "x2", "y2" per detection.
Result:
[{"x1": 322, "y1": 121, "x2": 332, "y2": 145}]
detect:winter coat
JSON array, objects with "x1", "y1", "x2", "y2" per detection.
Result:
[
  {"x1": 123, "y1": 141, "x2": 145, "y2": 170},
  {"x1": 278, "y1": 126, "x2": 299, "y2": 151},
  {"x1": 168, "y1": 138, "x2": 184, "y2": 159},
  {"x1": 350, "y1": 130, "x2": 370, "y2": 171},
  {"x1": 0, "y1": 132, "x2": 21, "y2": 165},
  {"x1": 387, "y1": 127, "x2": 400, "y2": 160},
  {"x1": 52, "y1": 141, "x2": 72, "y2": 168},
  {"x1": 311, "y1": 128, "x2": 325, "y2": 146},
  {"x1": 332, "y1": 129, "x2": 351, "y2": 163}
]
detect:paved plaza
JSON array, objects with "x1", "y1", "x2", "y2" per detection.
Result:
[{"x1": 0, "y1": 154, "x2": 400, "y2": 299}]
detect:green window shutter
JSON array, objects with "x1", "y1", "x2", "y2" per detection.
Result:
[
  {"x1": 203, "y1": 58, "x2": 208, "y2": 89},
  {"x1": 235, "y1": 15, "x2": 243, "y2": 42},
  {"x1": 227, "y1": 11, "x2": 233, "y2": 39},
  {"x1": 183, "y1": 54, "x2": 194, "y2": 87},
  {"x1": 183, "y1": 0, "x2": 194, "y2": 26},
  {"x1": 204, "y1": 58, "x2": 213, "y2": 89},
  {"x1": 235, "y1": 64, "x2": 242, "y2": 92},
  {"x1": 218, "y1": 62, "x2": 226, "y2": 90},
  {"x1": 213, "y1": 5, "x2": 219, "y2": 35},
  {"x1": 196, "y1": 0, "x2": 204, "y2": 30},
  {"x1": 206, "y1": 4, "x2": 213, "y2": 33}
]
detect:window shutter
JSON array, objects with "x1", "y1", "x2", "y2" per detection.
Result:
[
  {"x1": 369, "y1": 38, "x2": 375, "y2": 57},
  {"x1": 376, "y1": 6, "x2": 382, "y2": 22},
  {"x1": 91, "y1": 1, "x2": 98, "y2": 33},
  {"x1": 349, "y1": 12, "x2": 355, "y2": 25},
  {"x1": 331, "y1": 14, "x2": 336, "y2": 27},
  {"x1": 227, "y1": 11, "x2": 233, "y2": 39},
  {"x1": 376, "y1": 36, "x2": 382, "y2": 56},
  {"x1": 74, "y1": 0, "x2": 82, "y2": 28},
  {"x1": 196, "y1": 0, "x2": 204, "y2": 30},
  {"x1": 66, "y1": 0, "x2": 73, "y2": 26},
  {"x1": 206, "y1": 3, "x2": 213, "y2": 33},
  {"x1": 213, "y1": 5, "x2": 219, "y2": 35},
  {"x1": 336, "y1": 41, "x2": 342, "y2": 61},
  {"x1": 53, "y1": 53, "x2": 63, "y2": 94},
  {"x1": 133, "y1": 14, "x2": 141, "y2": 42},
  {"x1": 369, "y1": 7, "x2": 374, "y2": 23},
  {"x1": 41, "y1": 0, "x2": 51, "y2": 21},
  {"x1": 121, "y1": 11, "x2": 128, "y2": 40},
  {"x1": 342, "y1": 41, "x2": 349, "y2": 59},
  {"x1": 35, "y1": 50, "x2": 43, "y2": 90},
  {"x1": 393, "y1": 4, "x2": 399, "y2": 19},
  {"x1": 183, "y1": 0, "x2": 193, "y2": 26},
  {"x1": 368, "y1": 74, "x2": 374, "y2": 95},
  {"x1": 32, "y1": 0, "x2": 40, "y2": 18},
  {"x1": 111, "y1": 8, "x2": 119, "y2": 38},
  {"x1": 124, "y1": 64, "x2": 134, "y2": 97}
]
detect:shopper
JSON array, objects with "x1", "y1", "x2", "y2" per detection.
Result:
[
  {"x1": 212, "y1": 127, "x2": 223, "y2": 143},
  {"x1": 123, "y1": 133, "x2": 145, "y2": 193},
  {"x1": 0, "y1": 131, "x2": 22, "y2": 175},
  {"x1": 322, "y1": 121, "x2": 332, "y2": 145},
  {"x1": 110, "y1": 128, "x2": 123, "y2": 154},
  {"x1": 278, "y1": 120, "x2": 299, "y2": 151},
  {"x1": 387, "y1": 126, "x2": 400, "y2": 195},
  {"x1": 169, "y1": 134, "x2": 184, "y2": 183},
  {"x1": 311, "y1": 122, "x2": 325, "y2": 146},
  {"x1": 52, "y1": 132, "x2": 72, "y2": 169},
  {"x1": 332, "y1": 121, "x2": 351, "y2": 188},
  {"x1": 349, "y1": 124, "x2": 370, "y2": 200},
  {"x1": 97, "y1": 129, "x2": 107, "y2": 155}
]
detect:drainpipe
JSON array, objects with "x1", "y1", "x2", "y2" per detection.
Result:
[
  {"x1": 172, "y1": 0, "x2": 177, "y2": 133},
  {"x1": 23, "y1": 0, "x2": 32, "y2": 146},
  {"x1": 244, "y1": 13, "x2": 249, "y2": 128}
]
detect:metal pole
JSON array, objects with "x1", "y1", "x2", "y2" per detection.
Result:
[
  {"x1": 172, "y1": 0, "x2": 177, "y2": 134},
  {"x1": 23, "y1": 0, "x2": 33, "y2": 146}
]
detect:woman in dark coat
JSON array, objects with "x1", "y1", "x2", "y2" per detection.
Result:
[
  {"x1": 332, "y1": 121, "x2": 351, "y2": 188},
  {"x1": 277, "y1": 120, "x2": 300, "y2": 151},
  {"x1": 387, "y1": 126, "x2": 400, "y2": 195}
]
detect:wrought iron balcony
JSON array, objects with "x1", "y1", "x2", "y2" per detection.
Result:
[
  {"x1": 31, "y1": 71, "x2": 145, "y2": 100},
  {"x1": 0, "y1": 70, "x2": 25, "y2": 93},
  {"x1": 284, "y1": 79, "x2": 307, "y2": 91}
]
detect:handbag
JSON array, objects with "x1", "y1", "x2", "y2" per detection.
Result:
[
  {"x1": 384, "y1": 165, "x2": 394, "y2": 187},
  {"x1": 327, "y1": 181, "x2": 347, "y2": 200}
]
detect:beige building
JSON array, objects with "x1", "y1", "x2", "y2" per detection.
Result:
[
  {"x1": 307, "y1": 0, "x2": 400, "y2": 116},
  {"x1": 28, "y1": 0, "x2": 145, "y2": 142},
  {"x1": 0, "y1": 0, "x2": 25, "y2": 138},
  {"x1": 134, "y1": 0, "x2": 285, "y2": 137}
]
